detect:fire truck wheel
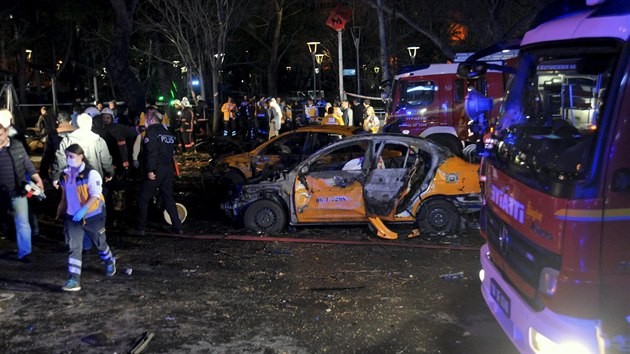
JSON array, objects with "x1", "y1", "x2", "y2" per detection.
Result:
[
  {"x1": 416, "y1": 199, "x2": 459, "y2": 235},
  {"x1": 244, "y1": 200, "x2": 286, "y2": 233}
]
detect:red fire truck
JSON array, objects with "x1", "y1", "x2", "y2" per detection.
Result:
[
  {"x1": 461, "y1": 0, "x2": 630, "y2": 353},
  {"x1": 384, "y1": 53, "x2": 514, "y2": 154}
]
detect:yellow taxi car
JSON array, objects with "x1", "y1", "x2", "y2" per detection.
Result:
[
  {"x1": 209, "y1": 125, "x2": 365, "y2": 186},
  {"x1": 222, "y1": 134, "x2": 481, "y2": 239}
]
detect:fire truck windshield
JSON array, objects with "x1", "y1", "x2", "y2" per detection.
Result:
[{"x1": 492, "y1": 43, "x2": 619, "y2": 188}]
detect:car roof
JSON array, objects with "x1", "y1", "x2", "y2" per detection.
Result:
[
  {"x1": 282, "y1": 125, "x2": 364, "y2": 135},
  {"x1": 249, "y1": 125, "x2": 365, "y2": 154},
  {"x1": 301, "y1": 133, "x2": 454, "y2": 161}
]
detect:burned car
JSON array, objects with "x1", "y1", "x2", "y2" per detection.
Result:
[
  {"x1": 222, "y1": 134, "x2": 481, "y2": 239},
  {"x1": 209, "y1": 125, "x2": 365, "y2": 188}
]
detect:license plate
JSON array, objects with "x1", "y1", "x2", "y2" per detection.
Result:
[{"x1": 490, "y1": 278, "x2": 511, "y2": 318}]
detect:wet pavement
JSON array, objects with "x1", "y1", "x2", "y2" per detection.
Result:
[{"x1": 0, "y1": 150, "x2": 517, "y2": 353}]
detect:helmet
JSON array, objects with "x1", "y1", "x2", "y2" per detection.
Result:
[
  {"x1": 100, "y1": 107, "x2": 114, "y2": 116},
  {"x1": 84, "y1": 107, "x2": 101, "y2": 118},
  {"x1": 171, "y1": 99, "x2": 181, "y2": 107},
  {"x1": 181, "y1": 97, "x2": 192, "y2": 107}
]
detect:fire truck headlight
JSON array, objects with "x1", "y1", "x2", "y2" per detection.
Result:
[
  {"x1": 538, "y1": 267, "x2": 559, "y2": 296},
  {"x1": 530, "y1": 328, "x2": 590, "y2": 354}
]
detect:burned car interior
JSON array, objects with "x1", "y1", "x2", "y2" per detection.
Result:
[{"x1": 222, "y1": 134, "x2": 481, "y2": 239}]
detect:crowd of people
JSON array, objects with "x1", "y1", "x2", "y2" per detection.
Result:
[
  {"x1": 0, "y1": 93, "x2": 383, "y2": 292},
  {"x1": 219, "y1": 95, "x2": 383, "y2": 140},
  {"x1": 0, "y1": 98, "x2": 185, "y2": 292}
]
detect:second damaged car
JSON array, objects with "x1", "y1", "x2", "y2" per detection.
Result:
[{"x1": 222, "y1": 134, "x2": 481, "y2": 239}]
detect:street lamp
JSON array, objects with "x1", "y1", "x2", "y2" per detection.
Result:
[
  {"x1": 407, "y1": 46, "x2": 420, "y2": 65},
  {"x1": 214, "y1": 53, "x2": 225, "y2": 65},
  {"x1": 307, "y1": 41, "x2": 320, "y2": 100},
  {"x1": 315, "y1": 54, "x2": 324, "y2": 98}
]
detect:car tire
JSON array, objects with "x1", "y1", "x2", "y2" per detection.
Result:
[
  {"x1": 244, "y1": 200, "x2": 286, "y2": 233},
  {"x1": 416, "y1": 199, "x2": 460, "y2": 235}
]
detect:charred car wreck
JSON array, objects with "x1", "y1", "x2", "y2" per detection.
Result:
[{"x1": 222, "y1": 134, "x2": 481, "y2": 239}]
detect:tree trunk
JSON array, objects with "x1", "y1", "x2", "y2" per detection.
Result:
[
  {"x1": 107, "y1": 0, "x2": 145, "y2": 118},
  {"x1": 267, "y1": 61, "x2": 279, "y2": 97},
  {"x1": 212, "y1": 68, "x2": 221, "y2": 136},
  {"x1": 266, "y1": 2, "x2": 283, "y2": 96},
  {"x1": 376, "y1": 0, "x2": 390, "y2": 83}
]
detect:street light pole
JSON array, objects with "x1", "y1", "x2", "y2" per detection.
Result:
[
  {"x1": 337, "y1": 30, "x2": 345, "y2": 101},
  {"x1": 315, "y1": 54, "x2": 324, "y2": 99},
  {"x1": 307, "y1": 41, "x2": 320, "y2": 100},
  {"x1": 351, "y1": 26, "x2": 362, "y2": 96},
  {"x1": 407, "y1": 46, "x2": 420, "y2": 65}
]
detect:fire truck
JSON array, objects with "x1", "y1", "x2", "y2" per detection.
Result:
[
  {"x1": 384, "y1": 51, "x2": 515, "y2": 155},
  {"x1": 460, "y1": 0, "x2": 630, "y2": 353}
]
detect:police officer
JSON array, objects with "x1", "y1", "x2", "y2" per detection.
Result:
[{"x1": 132, "y1": 111, "x2": 182, "y2": 235}]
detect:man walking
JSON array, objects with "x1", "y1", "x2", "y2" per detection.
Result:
[
  {"x1": 0, "y1": 110, "x2": 44, "y2": 263},
  {"x1": 132, "y1": 111, "x2": 182, "y2": 235}
]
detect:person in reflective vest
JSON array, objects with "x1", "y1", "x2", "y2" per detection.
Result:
[
  {"x1": 58, "y1": 143, "x2": 115, "y2": 291},
  {"x1": 322, "y1": 107, "x2": 344, "y2": 125}
]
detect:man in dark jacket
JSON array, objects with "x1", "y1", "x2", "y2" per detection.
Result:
[
  {"x1": 132, "y1": 110, "x2": 182, "y2": 235},
  {"x1": 352, "y1": 98, "x2": 364, "y2": 128},
  {"x1": 0, "y1": 110, "x2": 44, "y2": 262}
]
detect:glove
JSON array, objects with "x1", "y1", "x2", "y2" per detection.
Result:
[
  {"x1": 72, "y1": 205, "x2": 89, "y2": 222},
  {"x1": 133, "y1": 160, "x2": 140, "y2": 169}
]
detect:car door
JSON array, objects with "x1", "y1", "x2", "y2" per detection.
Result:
[
  {"x1": 363, "y1": 141, "x2": 416, "y2": 218},
  {"x1": 293, "y1": 141, "x2": 369, "y2": 223},
  {"x1": 252, "y1": 132, "x2": 308, "y2": 174}
]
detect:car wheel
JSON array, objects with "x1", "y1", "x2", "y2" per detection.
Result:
[
  {"x1": 244, "y1": 200, "x2": 286, "y2": 233},
  {"x1": 416, "y1": 199, "x2": 459, "y2": 235}
]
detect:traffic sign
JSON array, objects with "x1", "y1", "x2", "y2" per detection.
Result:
[{"x1": 326, "y1": 4, "x2": 352, "y2": 31}]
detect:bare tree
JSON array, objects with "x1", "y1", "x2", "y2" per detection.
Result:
[
  {"x1": 108, "y1": 0, "x2": 146, "y2": 117},
  {"x1": 375, "y1": 0, "x2": 391, "y2": 83},
  {"x1": 369, "y1": 0, "x2": 455, "y2": 62},
  {"x1": 144, "y1": 0, "x2": 245, "y2": 135},
  {"x1": 243, "y1": 0, "x2": 302, "y2": 96}
]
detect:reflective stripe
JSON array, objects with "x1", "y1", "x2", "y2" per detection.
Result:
[
  {"x1": 99, "y1": 247, "x2": 113, "y2": 261},
  {"x1": 68, "y1": 264, "x2": 82, "y2": 275},
  {"x1": 69, "y1": 258, "x2": 82, "y2": 267}
]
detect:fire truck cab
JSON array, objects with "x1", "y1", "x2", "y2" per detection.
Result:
[
  {"x1": 465, "y1": 0, "x2": 630, "y2": 353},
  {"x1": 385, "y1": 54, "x2": 513, "y2": 155}
]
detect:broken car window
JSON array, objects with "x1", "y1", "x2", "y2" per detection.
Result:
[{"x1": 310, "y1": 143, "x2": 368, "y2": 172}]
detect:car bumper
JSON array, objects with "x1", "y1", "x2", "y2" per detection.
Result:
[{"x1": 479, "y1": 243, "x2": 602, "y2": 354}]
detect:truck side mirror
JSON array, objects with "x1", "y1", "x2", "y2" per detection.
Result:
[
  {"x1": 457, "y1": 62, "x2": 488, "y2": 79},
  {"x1": 465, "y1": 89, "x2": 494, "y2": 118}
]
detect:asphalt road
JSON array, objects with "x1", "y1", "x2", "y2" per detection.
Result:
[{"x1": 0, "y1": 217, "x2": 518, "y2": 353}]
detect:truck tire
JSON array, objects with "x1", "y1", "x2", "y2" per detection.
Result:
[
  {"x1": 416, "y1": 199, "x2": 460, "y2": 235},
  {"x1": 427, "y1": 134, "x2": 463, "y2": 157},
  {"x1": 244, "y1": 200, "x2": 286, "y2": 233}
]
